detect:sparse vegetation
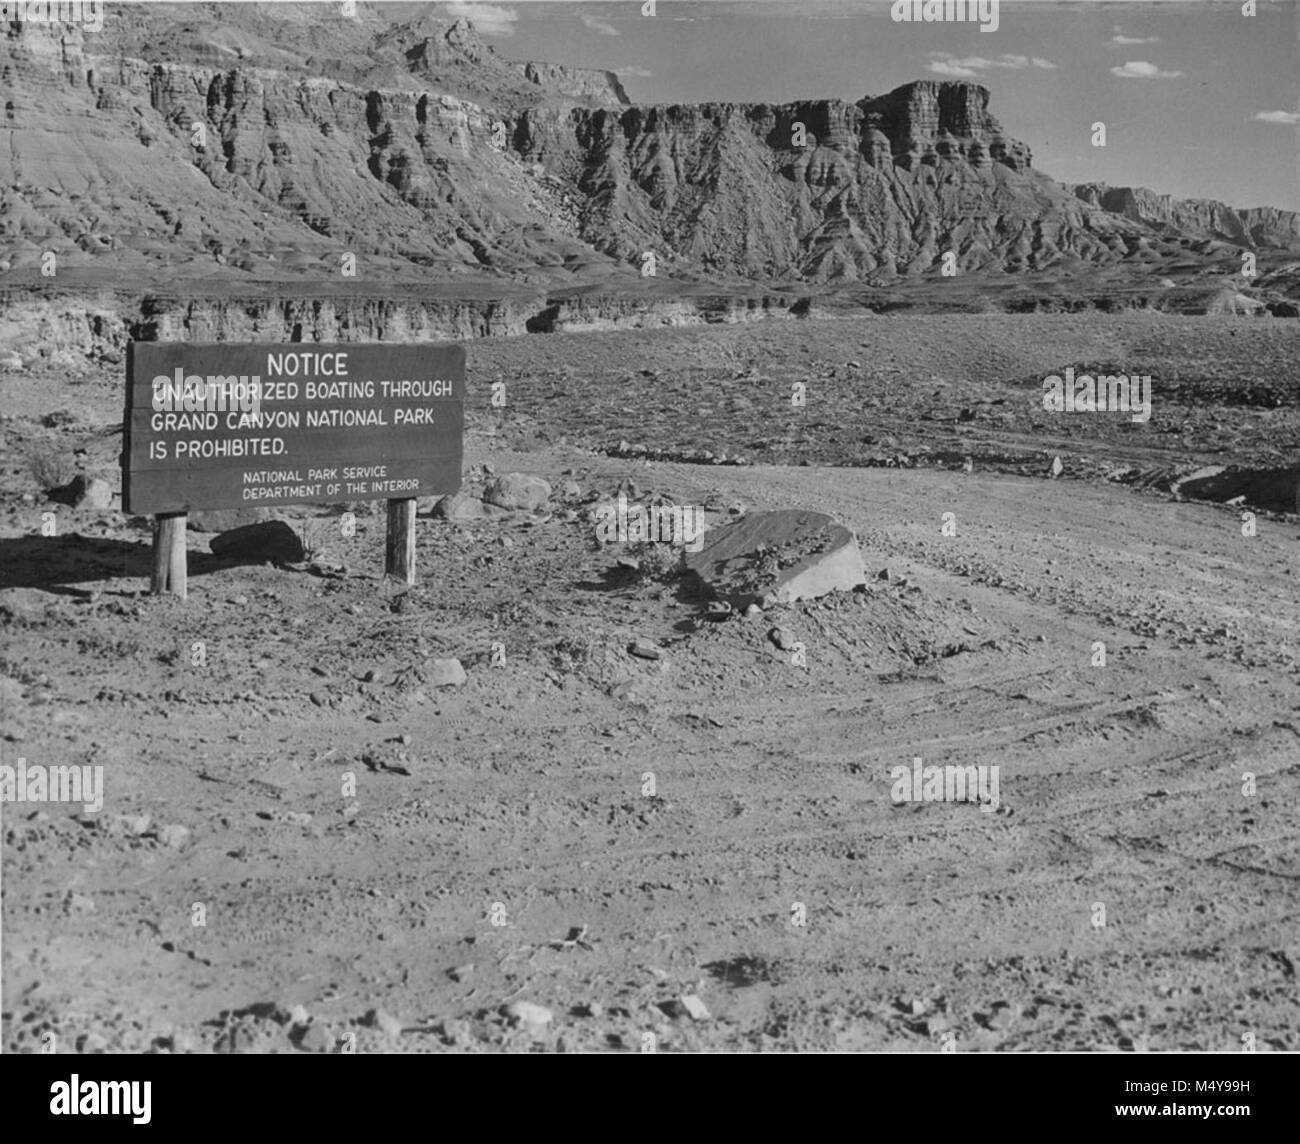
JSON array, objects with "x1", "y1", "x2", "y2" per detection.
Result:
[{"x1": 26, "y1": 444, "x2": 72, "y2": 493}]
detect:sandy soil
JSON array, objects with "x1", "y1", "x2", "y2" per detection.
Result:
[{"x1": 1, "y1": 314, "x2": 1297, "y2": 1053}]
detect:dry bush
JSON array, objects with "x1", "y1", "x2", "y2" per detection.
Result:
[{"x1": 27, "y1": 445, "x2": 72, "y2": 492}]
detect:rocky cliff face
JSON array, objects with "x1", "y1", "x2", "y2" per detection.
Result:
[
  {"x1": 1071, "y1": 184, "x2": 1300, "y2": 251},
  {"x1": 1, "y1": 4, "x2": 1297, "y2": 300}
]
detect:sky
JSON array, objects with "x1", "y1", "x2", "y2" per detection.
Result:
[{"x1": 423, "y1": 0, "x2": 1300, "y2": 212}]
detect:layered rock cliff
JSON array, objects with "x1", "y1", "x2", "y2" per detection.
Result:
[{"x1": 1, "y1": 3, "x2": 1297, "y2": 300}]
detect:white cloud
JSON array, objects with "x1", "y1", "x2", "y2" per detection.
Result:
[
  {"x1": 1253, "y1": 110, "x2": 1300, "y2": 125},
  {"x1": 1112, "y1": 34, "x2": 1160, "y2": 44},
  {"x1": 444, "y1": 2, "x2": 518, "y2": 38},
  {"x1": 927, "y1": 53, "x2": 1056, "y2": 78},
  {"x1": 617, "y1": 66, "x2": 655, "y2": 78},
  {"x1": 581, "y1": 13, "x2": 620, "y2": 36},
  {"x1": 1110, "y1": 60, "x2": 1183, "y2": 79}
]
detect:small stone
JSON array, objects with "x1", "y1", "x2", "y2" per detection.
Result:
[
  {"x1": 158, "y1": 824, "x2": 191, "y2": 849},
  {"x1": 768, "y1": 627, "x2": 796, "y2": 651},
  {"x1": 678, "y1": 994, "x2": 711, "y2": 1021},
  {"x1": 584, "y1": 1001, "x2": 604, "y2": 1018},
  {"x1": 432, "y1": 491, "x2": 487, "y2": 521},
  {"x1": 441, "y1": 1018, "x2": 473, "y2": 1046},
  {"x1": 448, "y1": 963, "x2": 474, "y2": 983},
  {"x1": 877, "y1": 568, "x2": 892, "y2": 582},
  {"x1": 65, "y1": 891, "x2": 95, "y2": 913},
  {"x1": 310, "y1": 692, "x2": 328, "y2": 707},
  {"x1": 365, "y1": 1008, "x2": 404, "y2": 1038},
  {"x1": 282, "y1": 1004, "x2": 311, "y2": 1027},
  {"x1": 295, "y1": 1021, "x2": 335, "y2": 1053},
  {"x1": 629, "y1": 638, "x2": 661, "y2": 660},
  {"x1": 502, "y1": 1000, "x2": 553, "y2": 1033},
  {"x1": 744, "y1": 603, "x2": 762, "y2": 617},
  {"x1": 428, "y1": 658, "x2": 467, "y2": 688},
  {"x1": 102, "y1": 812, "x2": 152, "y2": 838},
  {"x1": 483, "y1": 473, "x2": 551, "y2": 512},
  {"x1": 1048, "y1": 455, "x2": 1064, "y2": 479},
  {"x1": 52, "y1": 474, "x2": 113, "y2": 509}
]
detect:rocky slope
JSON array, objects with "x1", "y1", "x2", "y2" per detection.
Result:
[
  {"x1": 1073, "y1": 185, "x2": 1300, "y2": 251},
  {"x1": 1, "y1": 3, "x2": 1298, "y2": 301}
]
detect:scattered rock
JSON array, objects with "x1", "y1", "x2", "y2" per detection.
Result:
[
  {"x1": 294, "y1": 1021, "x2": 336, "y2": 1053},
  {"x1": 678, "y1": 994, "x2": 711, "y2": 1021},
  {"x1": 502, "y1": 1000, "x2": 553, "y2": 1034},
  {"x1": 768, "y1": 627, "x2": 797, "y2": 651},
  {"x1": 428, "y1": 658, "x2": 467, "y2": 688},
  {"x1": 64, "y1": 891, "x2": 95, "y2": 914},
  {"x1": 629, "y1": 638, "x2": 661, "y2": 660},
  {"x1": 685, "y1": 509, "x2": 866, "y2": 608},
  {"x1": 158, "y1": 823, "x2": 191, "y2": 849},
  {"x1": 280, "y1": 1004, "x2": 311, "y2": 1027},
  {"x1": 364, "y1": 1008, "x2": 404, "y2": 1038},
  {"x1": 51, "y1": 474, "x2": 113, "y2": 509},
  {"x1": 484, "y1": 473, "x2": 551, "y2": 512},
  {"x1": 1048, "y1": 455, "x2": 1064, "y2": 479},
  {"x1": 431, "y1": 491, "x2": 487, "y2": 522},
  {"x1": 448, "y1": 963, "x2": 474, "y2": 983},
  {"x1": 441, "y1": 1018, "x2": 473, "y2": 1047},
  {"x1": 210, "y1": 520, "x2": 306, "y2": 564},
  {"x1": 101, "y1": 812, "x2": 152, "y2": 838}
]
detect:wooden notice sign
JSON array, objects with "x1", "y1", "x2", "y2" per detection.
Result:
[
  {"x1": 123, "y1": 342, "x2": 465, "y2": 515},
  {"x1": 123, "y1": 342, "x2": 465, "y2": 593}
]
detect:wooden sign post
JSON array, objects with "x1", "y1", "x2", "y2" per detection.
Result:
[{"x1": 123, "y1": 343, "x2": 466, "y2": 594}]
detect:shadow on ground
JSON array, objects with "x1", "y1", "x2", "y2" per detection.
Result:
[{"x1": 0, "y1": 534, "x2": 235, "y2": 595}]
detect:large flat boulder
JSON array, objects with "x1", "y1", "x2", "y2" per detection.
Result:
[
  {"x1": 210, "y1": 520, "x2": 305, "y2": 564},
  {"x1": 684, "y1": 509, "x2": 866, "y2": 608},
  {"x1": 188, "y1": 507, "x2": 271, "y2": 533}
]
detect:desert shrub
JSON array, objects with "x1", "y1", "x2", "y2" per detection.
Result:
[
  {"x1": 625, "y1": 540, "x2": 685, "y2": 583},
  {"x1": 27, "y1": 445, "x2": 72, "y2": 492}
]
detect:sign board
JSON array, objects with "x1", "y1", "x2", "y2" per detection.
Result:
[{"x1": 123, "y1": 342, "x2": 465, "y2": 515}]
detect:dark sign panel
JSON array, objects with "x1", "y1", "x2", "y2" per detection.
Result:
[{"x1": 123, "y1": 342, "x2": 464, "y2": 515}]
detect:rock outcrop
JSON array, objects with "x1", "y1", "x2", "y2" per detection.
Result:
[{"x1": 1, "y1": 5, "x2": 1297, "y2": 300}]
